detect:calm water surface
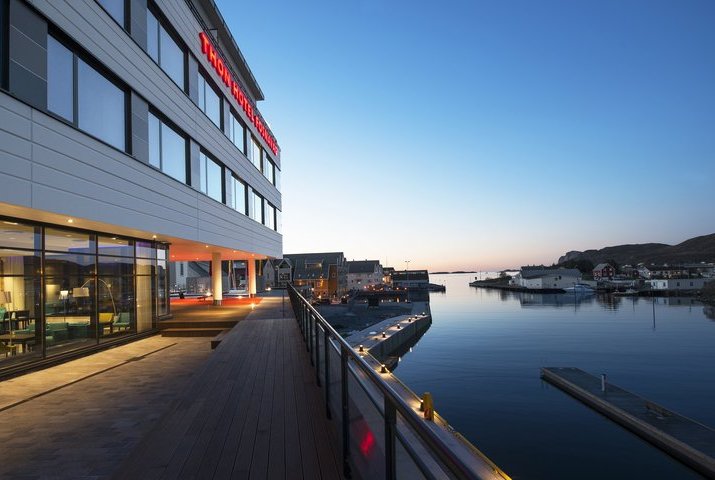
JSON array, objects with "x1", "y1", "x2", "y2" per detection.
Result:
[{"x1": 392, "y1": 273, "x2": 715, "y2": 480}]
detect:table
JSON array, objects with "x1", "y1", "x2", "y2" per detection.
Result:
[{"x1": 0, "y1": 333, "x2": 36, "y2": 354}]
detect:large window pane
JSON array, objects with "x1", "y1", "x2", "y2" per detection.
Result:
[
  {"x1": 250, "y1": 137, "x2": 261, "y2": 170},
  {"x1": 47, "y1": 36, "x2": 73, "y2": 121},
  {"x1": 148, "y1": 112, "x2": 160, "y2": 168},
  {"x1": 0, "y1": 222, "x2": 40, "y2": 250},
  {"x1": 206, "y1": 157, "x2": 222, "y2": 202},
  {"x1": 44, "y1": 253, "x2": 96, "y2": 277},
  {"x1": 97, "y1": 0, "x2": 125, "y2": 27},
  {"x1": 45, "y1": 276, "x2": 95, "y2": 355},
  {"x1": 250, "y1": 190, "x2": 263, "y2": 223},
  {"x1": 199, "y1": 73, "x2": 221, "y2": 128},
  {"x1": 0, "y1": 276, "x2": 42, "y2": 366},
  {"x1": 265, "y1": 203, "x2": 275, "y2": 230},
  {"x1": 98, "y1": 275, "x2": 134, "y2": 342},
  {"x1": 233, "y1": 177, "x2": 246, "y2": 214},
  {"x1": 229, "y1": 113, "x2": 245, "y2": 153},
  {"x1": 275, "y1": 167, "x2": 281, "y2": 191},
  {"x1": 136, "y1": 241, "x2": 156, "y2": 259},
  {"x1": 98, "y1": 256, "x2": 133, "y2": 276},
  {"x1": 160, "y1": 27, "x2": 184, "y2": 88},
  {"x1": 276, "y1": 209, "x2": 282, "y2": 233},
  {"x1": 45, "y1": 229, "x2": 94, "y2": 254},
  {"x1": 263, "y1": 158, "x2": 274, "y2": 183},
  {"x1": 78, "y1": 60, "x2": 126, "y2": 151},
  {"x1": 98, "y1": 236, "x2": 133, "y2": 257},
  {"x1": 147, "y1": 10, "x2": 158, "y2": 61},
  {"x1": 161, "y1": 122, "x2": 186, "y2": 183}
]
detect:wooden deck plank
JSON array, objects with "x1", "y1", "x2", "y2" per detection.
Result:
[{"x1": 116, "y1": 298, "x2": 342, "y2": 479}]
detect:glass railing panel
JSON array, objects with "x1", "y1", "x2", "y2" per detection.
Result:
[{"x1": 347, "y1": 371, "x2": 385, "y2": 479}]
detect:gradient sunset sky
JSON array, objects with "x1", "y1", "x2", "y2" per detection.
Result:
[{"x1": 216, "y1": 0, "x2": 715, "y2": 271}]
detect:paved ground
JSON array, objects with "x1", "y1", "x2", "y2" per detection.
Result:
[{"x1": 0, "y1": 335, "x2": 213, "y2": 479}]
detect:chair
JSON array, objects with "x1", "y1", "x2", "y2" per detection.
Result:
[
  {"x1": 114, "y1": 312, "x2": 131, "y2": 331},
  {"x1": 99, "y1": 312, "x2": 114, "y2": 334},
  {"x1": 45, "y1": 322, "x2": 69, "y2": 344}
]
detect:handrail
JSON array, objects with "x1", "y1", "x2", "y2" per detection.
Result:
[{"x1": 287, "y1": 284, "x2": 488, "y2": 480}]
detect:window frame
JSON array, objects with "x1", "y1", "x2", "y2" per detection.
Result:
[
  {"x1": 198, "y1": 150, "x2": 225, "y2": 203},
  {"x1": 148, "y1": 109, "x2": 189, "y2": 184},
  {"x1": 95, "y1": 0, "x2": 130, "y2": 31},
  {"x1": 197, "y1": 68, "x2": 223, "y2": 129},
  {"x1": 46, "y1": 30, "x2": 130, "y2": 154},
  {"x1": 146, "y1": 3, "x2": 187, "y2": 92},
  {"x1": 231, "y1": 175, "x2": 247, "y2": 215},
  {"x1": 228, "y1": 109, "x2": 246, "y2": 154}
]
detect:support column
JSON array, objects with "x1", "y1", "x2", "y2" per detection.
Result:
[
  {"x1": 247, "y1": 259, "x2": 257, "y2": 297},
  {"x1": 212, "y1": 252, "x2": 222, "y2": 306}
]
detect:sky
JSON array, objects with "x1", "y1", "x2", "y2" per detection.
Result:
[{"x1": 216, "y1": 0, "x2": 715, "y2": 271}]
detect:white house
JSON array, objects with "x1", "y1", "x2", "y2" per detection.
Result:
[
  {"x1": 347, "y1": 260, "x2": 384, "y2": 290},
  {"x1": 512, "y1": 268, "x2": 582, "y2": 290},
  {"x1": 646, "y1": 278, "x2": 711, "y2": 291}
]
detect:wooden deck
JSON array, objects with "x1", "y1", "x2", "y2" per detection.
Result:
[
  {"x1": 115, "y1": 297, "x2": 342, "y2": 479},
  {"x1": 542, "y1": 367, "x2": 715, "y2": 478}
]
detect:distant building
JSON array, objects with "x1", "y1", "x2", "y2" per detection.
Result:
[
  {"x1": 347, "y1": 260, "x2": 383, "y2": 290},
  {"x1": 647, "y1": 278, "x2": 711, "y2": 291},
  {"x1": 260, "y1": 258, "x2": 293, "y2": 289},
  {"x1": 382, "y1": 267, "x2": 395, "y2": 285},
  {"x1": 638, "y1": 265, "x2": 688, "y2": 279},
  {"x1": 512, "y1": 267, "x2": 582, "y2": 290},
  {"x1": 284, "y1": 253, "x2": 348, "y2": 298},
  {"x1": 593, "y1": 263, "x2": 616, "y2": 280},
  {"x1": 392, "y1": 270, "x2": 429, "y2": 289}
]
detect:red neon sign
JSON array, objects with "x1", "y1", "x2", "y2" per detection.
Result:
[{"x1": 199, "y1": 32, "x2": 279, "y2": 155}]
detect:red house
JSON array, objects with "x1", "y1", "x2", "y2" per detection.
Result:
[{"x1": 593, "y1": 263, "x2": 615, "y2": 280}]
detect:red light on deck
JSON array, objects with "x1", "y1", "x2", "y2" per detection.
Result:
[{"x1": 359, "y1": 430, "x2": 375, "y2": 456}]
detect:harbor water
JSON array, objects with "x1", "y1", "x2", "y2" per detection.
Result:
[{"x1": 392, "y1": 273, "x2": 715, "y2": 479}]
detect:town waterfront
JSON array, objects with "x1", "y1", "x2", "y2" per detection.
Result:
[{"x1": 393, "y1": 273, "x2": 715, "y2": 480}]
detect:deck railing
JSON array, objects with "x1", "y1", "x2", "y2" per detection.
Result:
[{"x1": 287, "y1": 284, "x2": 490, "y2": 480}]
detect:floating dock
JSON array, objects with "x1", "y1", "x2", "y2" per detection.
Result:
[{"x1": 541, "y1": 367, "x2": 715, "y2": 478}]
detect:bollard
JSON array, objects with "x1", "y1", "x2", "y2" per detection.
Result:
[
  {"x1": 601, "y1": 374, "x2": 607, "y2": 392},
  {"x1": 381, "y1": 364, "x2": 387, "y2": 373},
  {"x1": 358, "y1": 344, "x2": 364, "y2": 353},
  {"x1": 422, "y1": 392, "x2": 434, "y2": 421},
  {"x1": 397, "y1": 324, "x2": 401, "y2": 329},
  {"x1": 382, "y1": 331, "x2": 386, "y2": 338}
]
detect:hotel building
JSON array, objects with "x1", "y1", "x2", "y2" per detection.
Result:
[{"x1": 0, "y1": 0, "x2": 282, "y2": 375}]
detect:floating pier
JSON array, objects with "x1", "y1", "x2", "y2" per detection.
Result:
[{"x1": 541, "y1": 367, "x2": 715, "y2": 478}]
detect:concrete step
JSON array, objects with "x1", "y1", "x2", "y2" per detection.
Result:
[
  {"x1": 161, "y1": 328, "x2": 226, "y2": 337},
  {"x1": 211, "y1": 329, "x2": 232, "y2": 350},
  {"x1": 158, "y1": 320, "x2": 237, "y2": 330}
]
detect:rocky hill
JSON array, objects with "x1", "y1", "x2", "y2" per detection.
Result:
[{"x1": 557, "y1": 233, "x2": 715, "y2": 267}]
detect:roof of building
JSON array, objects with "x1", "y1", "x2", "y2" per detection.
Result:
[
  {"x1": 519, "y1": 268, "x2": 581, "y2": 279},
  {"x1": 593, "y1": 263, "x2": 612, "y2": 271},
  {"x1": 347, "y1": 260, "x2": 381, "y2": 274},
  {"x1": 284, "y1": 253, "x2": 345, "y2": 280}
]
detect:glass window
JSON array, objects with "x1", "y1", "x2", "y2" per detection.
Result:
[
  {"x1": 147, "y1": 10, "x2": 185, "y2": 90},
  {"x1": 250, "y1": 190, "x2": 263, "y2": 223},
  {"x1": 44, "y1": 229, "x2": 94, "y2": 254},
  {"x1": 199, "y1": 152, "x2": 223, "y2": 202},
  {"x1": 98, "y1": 236, "x2": 133, "y2": 257},
  {"x1": 78, "y1": 60, "x2": 126, "y2": 151},
  {"x1": 98, "y1": 256, "x2": 133, "y2": 276},
  {"x1": 265, "y1": 203, "x2": 275, "y2": 230},
  {"x1": 263, "y1": 157, "x2": 275, "y2": 184},
  {"x1": 232, "y1": 177, "x2": 246, "y2": 214},
  {"x1": 47, "y1": 36, "x2": 73, "y2": 121},
  {"x1": 250, "y1": 137, "x2": 261, "y2": 171},
  {"x1": 276, "y1": 209, "x2": 282, "y2": 234},
  {"x1": 275, "y1": 167, "x2": 281, "y2": 191},
  {"x1": 0, "y1": 0, "x2": 4, "y2": 89},
  {"x1": 148, "y1": 113, "x2": 160, "y2": 168},
  {"x1": 97, "y1": 0, "x2": 125, "y2": 27},
  {"x1": 229, "y1": 113, "x2": 246, "y2": 153},
  {"x1": 198, "y1": 73, "x2": 221, "y2": 128},
  {"x1": 0, "y1": 222, "x2": 40, "y2": 250},
  {"x1": 148, "y1": 112, "x2": 186, "y2": 183}
]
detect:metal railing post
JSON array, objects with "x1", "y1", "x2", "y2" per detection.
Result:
[
  {"x1": 315, "y1": 323, "x2": 321, "y2": 386},
  {"x1": 308, "y1": 313, "x2": 314, "y2": 361},
  {"x1": 385, "y1": 397, "x2": 397, "y2": 480},
  {"x1": 324, "y1": 327, "x2": 331, "y2": 419},
  {"x1": 341, "y1": 344, "x2": 351, "y2": 478}
]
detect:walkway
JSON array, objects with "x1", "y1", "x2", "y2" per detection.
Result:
[{"x1": 115, "y1": 296, "x2": 343, "y2": 479}]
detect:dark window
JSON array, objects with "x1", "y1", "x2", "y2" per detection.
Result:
[
  {"x1": 148, "y1": 112, "x2": 187, "y2": 183},
  {"x1": 96, "y1": 0, "x2": 125, "y2": 28},
  {"x1": 147, "y1": 9, "x2": 185, "y2": 90},
  {"x1": 47, "y1": 35, "x2": 127, "y2": 151},
  {"x1": 198, "y1": 71, "x2": 221, "y2": 128},
  {"x1": 199, "y1": 152, "x2": 223, "y2": 203}
]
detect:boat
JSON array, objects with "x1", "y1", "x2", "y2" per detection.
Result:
[{"x1": 563, "y1": 284, "x2": 596, "y2": 294}]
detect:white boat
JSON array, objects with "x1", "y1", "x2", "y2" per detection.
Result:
[{"x1": 563, "y1": 284, "x2": 596, "y2": 294}]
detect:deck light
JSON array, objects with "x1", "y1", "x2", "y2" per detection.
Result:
[
  {"x1": 359, "y1": 345, "x2": 364, "y2": 352},
  {"x1": 152, "y1": 235, "x2": 157, "y2": 239},
  {"x1": 67, "y1": 218, "x2": 74, "y2": 223},
  {"x1": 382, "y1": 331, "x2": 386, "y2": 338},
  {"x1": 380, "y1": 364, "x2": 387, "y2": 373},
  {"x1": 397, "y1": 324, "x2": 401, "y2": 329}
]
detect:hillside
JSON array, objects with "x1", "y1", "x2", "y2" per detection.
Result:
[{"x1": 557, "y1": 233, "x2": 715, "y2": 267}]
